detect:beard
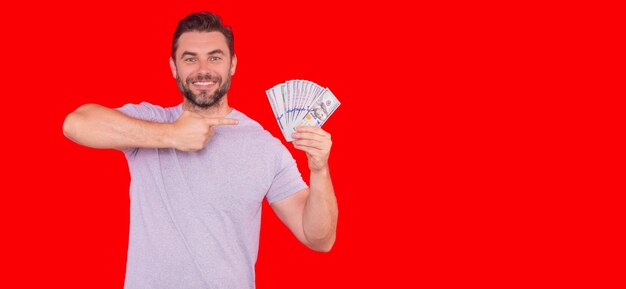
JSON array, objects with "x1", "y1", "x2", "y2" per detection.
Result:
[{"x1": 176, "y1": 71, "x2": 232, "y2": 109}]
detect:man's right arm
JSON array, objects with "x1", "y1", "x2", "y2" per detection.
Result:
[
  {"x1": 62, "y1": 104, "x2": 239, "y2": 151},
  {"x1": 62, "y1": 104, "x2": 174, "y2": 150}
]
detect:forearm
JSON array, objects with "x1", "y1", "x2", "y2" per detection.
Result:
[
  {"x1": 302, "y1": 168, "x2": 338, "y2": 251},
  {"x1": 63, "y1": 104, "x2": 172, "y2": 150}
]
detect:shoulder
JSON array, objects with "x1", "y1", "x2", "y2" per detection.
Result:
[{"x1": 115, "y1": 102, "x2": 182, "y2": 122}]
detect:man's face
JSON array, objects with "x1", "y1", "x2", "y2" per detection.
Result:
[{"x1": 169, "y1": 31, "x2": 237, "y2": 108}]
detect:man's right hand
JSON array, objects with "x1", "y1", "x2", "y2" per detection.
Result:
[{"x1": 167, "y1": 110, "x2": 239, "y2": 152}]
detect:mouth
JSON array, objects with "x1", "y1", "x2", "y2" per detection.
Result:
[{"x1": 191, "y1": 80, "x2": 218, "y2": 90}]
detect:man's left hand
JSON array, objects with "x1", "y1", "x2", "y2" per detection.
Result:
[{"x1": 292, "y1": 126, "x2": 332, "y2": 173}]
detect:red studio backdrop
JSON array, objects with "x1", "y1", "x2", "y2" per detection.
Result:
[{"x1": 0, "y1": 0, "x2": 623, "y2": 288}]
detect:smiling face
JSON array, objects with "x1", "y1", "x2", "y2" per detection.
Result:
[{"x1": 169, "y1": 31, "x2": 237, "y2": 109}]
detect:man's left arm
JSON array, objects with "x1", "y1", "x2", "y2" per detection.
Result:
[{"x1": 270, "y1": 126, "x2": 338, "y2": 252}]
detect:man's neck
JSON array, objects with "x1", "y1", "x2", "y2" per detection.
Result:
[{"x1": 182, "y1": 97, "x2": 233, "y2": 118}]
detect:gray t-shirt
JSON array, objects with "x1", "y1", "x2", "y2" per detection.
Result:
[{"x1": 115, "y1": 102, "x2": 308, "y2": 289}]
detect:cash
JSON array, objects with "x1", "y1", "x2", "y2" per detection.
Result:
[{"x1": 266, "y1": 80, "x2": 341, "y2": 141}]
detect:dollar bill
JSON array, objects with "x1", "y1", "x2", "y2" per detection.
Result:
[
  {"x1": 266, "y1": 80, "x2": 340, "y2": 142},
  {"x1": 294, "y1": 88, "x2": 340, "y2": 128}
]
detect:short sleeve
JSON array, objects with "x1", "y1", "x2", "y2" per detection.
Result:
[
  {"x1": 113, "y1": 102, "x2": 161, "y2": 157},
  {"x1": 114, "y1": 102, "x2": 159, "y2": 122},
  {"x1": 265, "y1": 144, "x2": 309, "y2": 204}
]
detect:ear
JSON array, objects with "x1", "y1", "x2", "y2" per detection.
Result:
[
  {"x1": 230, "y1": 54, "x2": 237, "y2": 76},
  {"x1": 169, "y1": 57, "x2": 177, "y2": 79}
]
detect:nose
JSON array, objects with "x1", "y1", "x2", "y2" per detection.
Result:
[{"x1": 197, "y1": 59, "x2": 211, "y2": 74}]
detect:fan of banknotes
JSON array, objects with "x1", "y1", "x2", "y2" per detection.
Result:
[{"x1": 266, "y1": 80, "x2": 341, "y2": 141}]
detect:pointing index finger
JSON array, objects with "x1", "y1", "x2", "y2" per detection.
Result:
[{"x1": 206, "y1": 117, "x2": 239, "y2": 126}]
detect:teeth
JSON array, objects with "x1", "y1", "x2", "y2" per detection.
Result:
[{"x1": 194, "y1": 81, "x2": 214, "y2": 85}]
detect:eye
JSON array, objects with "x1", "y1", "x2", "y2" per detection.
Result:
[
  {"x1": 209, "y1": 56, "x2": 221, "y2": 62},
  {"x1": 184, "y1": 58, "x2": 197, "y2": 63}
]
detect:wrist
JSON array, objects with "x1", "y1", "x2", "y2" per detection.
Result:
[
  {"x1": 310, "y1": 166, "x2": 330, "y2": 176},
  {"x1": 160, "y1": 123, "x2": 177, "y2": 149}
]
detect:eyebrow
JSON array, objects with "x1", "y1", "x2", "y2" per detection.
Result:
[{"x1": 180, "y1": 49, "x2": 225, "y2": 59}]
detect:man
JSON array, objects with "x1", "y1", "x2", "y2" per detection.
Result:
[{"x1": 62, "y1": 11, "x2": 337, "y2": 289}]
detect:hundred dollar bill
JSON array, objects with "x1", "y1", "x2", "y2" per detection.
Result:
[
  {"x1": 266, "y1": 80, "x2": 341, "y2": 142},
  {"x1": 291, "y1": 80, "x2": 309, "y2": 128},
  {"x1": 265, "y1": 87, "x2": 285, "y2": 132},
  {"x1": 294, "y1": 81, "x2": 322, "y2": 125},
  {"x1": 285, "y1": 88, "x2": 340, "y2": 141}
]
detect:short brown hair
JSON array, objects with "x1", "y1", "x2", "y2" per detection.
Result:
[{"x1": 172, "y1": 11, "x2": 235, "y2": 60}]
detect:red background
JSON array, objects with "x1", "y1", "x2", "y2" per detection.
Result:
[{"x1": 1, "y1": 0, "x2": 623, "y2": 288}]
